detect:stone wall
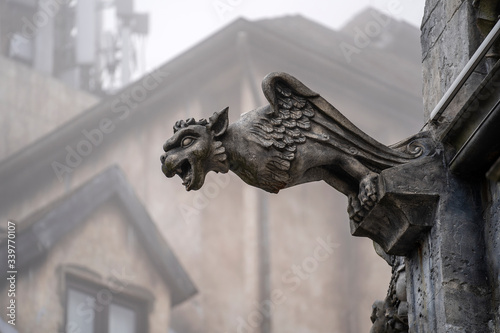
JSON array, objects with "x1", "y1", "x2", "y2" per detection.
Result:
[
  {"x1": 405, "y1": 162, "x2": 491, "y2": 332},
  {"x1": 414, "y1": 0, "x2": 500, "y2": 331},
  {"x1": 485, "y1": 181, "x2": 500, "y2": 330},
  {"x1": 421, "y1": 0, "x2": 482, "y2": 122}
]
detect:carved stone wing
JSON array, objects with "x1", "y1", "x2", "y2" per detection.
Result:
[
  {"x1": 245, "y1": 74, "x2": 320, "y2": 192},
  {"x1": 261, "y1": 72, "x2": 432, "y2": 174}
]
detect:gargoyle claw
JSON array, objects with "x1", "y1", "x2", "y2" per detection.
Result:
[
  {"x1": 364, "y1": 199, "x2": 375, "y2": 208},
  {"x1": 347, "y1": 174, "x2": 380, "y2": 222},
  {"x1": 348, "y1": 194, "x2": 371, "y2": 222},
  {"x1": 358, "y1": 174, "x2": 378, "y2": 211},
  {"x1": 348, "y1": 194, "x2": 361, "y2": 220}
]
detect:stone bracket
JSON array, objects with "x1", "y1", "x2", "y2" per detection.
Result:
[{"x1": 350, "y1": 154, "x2": 444, "y2": 256}]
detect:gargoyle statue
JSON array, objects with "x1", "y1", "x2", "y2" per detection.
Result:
[{"x1": 161, "y1": 72, "x2": 430, "y2": 222}]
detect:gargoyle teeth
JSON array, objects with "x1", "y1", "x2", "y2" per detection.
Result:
[
  {"x1": 182, "y1": 175, "x2": 192, "y2": 188},
  {"x1": 174, "y1": 159, "x2": 193, "y2": 189},
  {"x1": 215, "y1": 147, "x2": 225, "y2": 154}
]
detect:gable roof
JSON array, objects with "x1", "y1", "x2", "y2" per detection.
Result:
[
  {"x1": 0, "y1": 13, "x2": 423, "y2": 214},
  {"x1": 0, "y1": 165, "x2": 197, "y2": 306}
]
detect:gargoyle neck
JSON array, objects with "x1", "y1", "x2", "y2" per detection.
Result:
[{"x1": 218, "y1": 125, "x2": 246, "y2": 172}]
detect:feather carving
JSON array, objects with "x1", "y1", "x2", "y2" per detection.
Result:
[{"x1": 249, "y1": 78, "x2": 316, "y2": 189}]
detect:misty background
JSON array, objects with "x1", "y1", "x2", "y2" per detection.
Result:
[{"x1": 0, "y1": 1, "x2": 425, "y2": 332}]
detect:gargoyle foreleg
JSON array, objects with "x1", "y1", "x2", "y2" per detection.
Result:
[
  {"x1": 317, "y1": 169, "x2": 365, "y2": 222},
  {"x1": 336, "y1": 155, "x2": 379, "y2": 221}
]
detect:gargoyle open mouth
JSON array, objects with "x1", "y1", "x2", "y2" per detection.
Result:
[{"x1": 175, "y1": 159, "x2": 194, "y2": 190}]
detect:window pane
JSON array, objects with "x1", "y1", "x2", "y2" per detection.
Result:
[
  {"x1": 66, "y1": 289, "x2": 95, "y2": 333},
  {"x1": 108, "y1": 303, "x2": 136, "y2": 333}
]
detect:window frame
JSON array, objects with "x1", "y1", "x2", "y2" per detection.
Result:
[{"x1": 64, "y1": 274, "x2": 149, "y2": 333}]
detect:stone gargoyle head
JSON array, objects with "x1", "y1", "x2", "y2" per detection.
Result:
[{"x1": 160, "y1": 107, "x2": 230, "y2": 191}]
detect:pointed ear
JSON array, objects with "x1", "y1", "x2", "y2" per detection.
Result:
[{"x1": 208, "y1": 107, "x2": 229, "y2": 137}]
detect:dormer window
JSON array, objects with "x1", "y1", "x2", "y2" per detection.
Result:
[{"x1": 65, "y1": 275, "x2": 148, "y2": 333}]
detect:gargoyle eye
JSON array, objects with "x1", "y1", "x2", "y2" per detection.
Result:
[{"x1": 181, "y1": 137, "x2": 195, "y2": 148}]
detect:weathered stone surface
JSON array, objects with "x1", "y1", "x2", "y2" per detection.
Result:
[
  {"x1": 405, "y1": 153, "x2": 491, "y2": 332},
  {"x1": 484, "y1": 181, "x2": 500, "y2": 330},
  {"x1": 351, "y1": 153, "x2": 443, "y2": 255},
  {"x1": 421, "y1": 3, "x2": 500, "y2": 329},
  {"x1": 421, "y1": 0, "x2": 481, "y2": 121},
  {"x1": 370, "y1": 256, "x2": 409, "y2": 333}
]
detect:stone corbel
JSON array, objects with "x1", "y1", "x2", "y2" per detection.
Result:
[{"x1": 351, "y1": 148, "x2": 444, "y2": 256}]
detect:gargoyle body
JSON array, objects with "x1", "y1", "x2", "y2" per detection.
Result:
[{"x1": 161, "y1": 72, "x2": 430, "y2": 222}]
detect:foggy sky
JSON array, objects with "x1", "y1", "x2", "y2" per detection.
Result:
[{"x1": 136, "y1": 0, "x2": 426, "y2": 71}]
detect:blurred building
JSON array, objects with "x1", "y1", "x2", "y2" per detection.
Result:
[
  {"x1": 0, "y1": 0, "x2": 148, "y2": 94},
  {"x1": 0, "y1": 166, "x2": 196, "y2": 332},
  {"x1": 0, "y1": 8, "x2": 423, "y2": 333}
]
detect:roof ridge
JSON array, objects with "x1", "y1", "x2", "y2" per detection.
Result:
[{"x1": 0, "y1": 165, "x2": 197, "y2": 306}]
